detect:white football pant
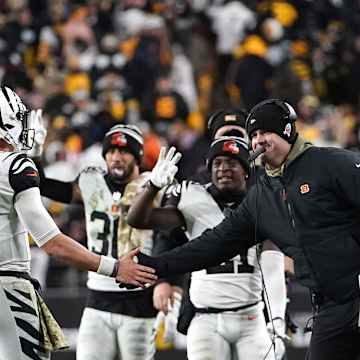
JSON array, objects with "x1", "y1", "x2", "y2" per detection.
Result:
[
  {"x1": 77, "y1": 307, "x2": 156, "y2": 360},
  {"x1": 0, "y1": 277, "x2": 50, "y2": 360},
  {"x1": 187, "y1": 303, "x2": 277, "y2": 360}
]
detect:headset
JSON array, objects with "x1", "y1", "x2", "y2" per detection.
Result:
[
  {"x1": 245, "y1": 99, "x2": 298, "y2": 160},
  {"x1": 245, "y1": 98, "x2": 297, "y2": 135}
]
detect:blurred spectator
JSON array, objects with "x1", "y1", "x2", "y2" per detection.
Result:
[
  {"x1": 144, "y1": 69, "x2": 189, "y2": 136},
  {"x1": 2, "y1": 0, "x2": 360, "y2": 292},
  {"x1": 226, "y1": 34, "x2": 274, "y2": 110}
]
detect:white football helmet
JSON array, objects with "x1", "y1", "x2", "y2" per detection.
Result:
[{"x1": 0, "y1": 85, "x2": 35, "y2": 151}]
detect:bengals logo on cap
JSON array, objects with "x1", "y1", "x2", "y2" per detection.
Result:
[
  {"x1": 283, "y1": 123, "x2": 292, "y2": 137},
  {"x1": 111, "y1": 132, "x2": 127, "y2": 147},
  {"x1": 300, "y1": 184, "x2": 310, "y2": 194},
  {"x1": 223, "y1": 140, "x2": 240, "y2": 154}
]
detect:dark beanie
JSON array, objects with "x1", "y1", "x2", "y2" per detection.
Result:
[
  {"x1": 102, "y1": 124, "x2": 144, "y2": 163},
  {"x1": 207, "y1": 109, "x2": 248, "y2": 139},
  {"x1": 206, "y1": 136, "x2": 250, "y2": 173},
  {"x1": 246, "y1": 99, "x2": 298, "y2": 144}
]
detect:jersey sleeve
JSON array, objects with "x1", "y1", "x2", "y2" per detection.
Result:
[
  {"x1": 9, "y1": 154, "x2": 40, "y2": 196},
  {"x1": 162, "y1": 181, "x2": 191, "y2": 207}
]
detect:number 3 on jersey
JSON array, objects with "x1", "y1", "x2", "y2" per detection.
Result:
[{"x1": 89, "y1": 211, "x2": 118, "y2": 258}]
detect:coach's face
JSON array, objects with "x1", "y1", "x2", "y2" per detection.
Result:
[
  {"x1": 211, "y1": 156, "x2": 247, "y2": 194},
  {"x1": 105, "y1": 147, "x2": 138, "y2": 183},
  {"x1": 250, "y1": 130, "x2": 291, "y2": 169}
]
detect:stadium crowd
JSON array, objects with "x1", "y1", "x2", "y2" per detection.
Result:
[
  {"x1": 1, "y1": 0, "x2": 360, "y2": 299},
  {"x1": 2, "y1": 1, "x2": 360, "y2": 359}
]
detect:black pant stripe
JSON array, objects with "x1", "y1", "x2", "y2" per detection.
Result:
[
  {"x1": 19, "y1": 337, "x2": 46, "y2": 360},
  {"x1": 4, "y1": 289, "x2": 37, "y2": 316},
  {"x1": 15, "y1": 317, "x2": 42, "y2": 341},
  {"x1": 14, "y1": 288, "x2": 32, "y2": 301}
]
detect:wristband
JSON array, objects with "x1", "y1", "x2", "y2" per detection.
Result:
[
  {"x1": 97, "y1": 256, "x2": 118, "y2": 277},
  {"x1": 146, "y1": 180, "x2": 161, "y2": 191}
]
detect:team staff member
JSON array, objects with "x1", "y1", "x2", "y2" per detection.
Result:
[
  {"x1": 128, "y1": 139, "x2": 287, "y2": 360},
  {"x1": 36, "y1": 124, "x2": 160, "y2": 360},
  {"x1": 135, "y1": 99, "x2": 360, "y2": 360},
  {"x1": 0, "y1": 86, "x2": 156, "y2": 359}
]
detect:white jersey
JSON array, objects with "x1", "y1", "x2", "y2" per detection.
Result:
[
  {"x1": 0, "y1": 151, "x2": 40, "y2": 272},
  {"x1": 78, "y1": 168, "x2": 154, "y2": 292},
  {"x1": 168, "y1": 181, "x2": 263, "y2": 309}
]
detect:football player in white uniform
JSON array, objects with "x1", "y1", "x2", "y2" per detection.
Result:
[
  {"x1": 0, "y1": 86, "x2": 156, "y2": 359},
  {"x1": 127, "y1": 139, "x2": 287, "y2": 360},
  {"x1": 36, "y1": 123, "x2": 161, "y2": 360}
]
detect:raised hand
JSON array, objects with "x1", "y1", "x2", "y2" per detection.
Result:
[
  {"x1": 116, "y1": 248, "x2": 157, "y2": 288},
  {"x1": 28, "y1": 109, "x2": 47, "y2": 157},
  {"x1": 150, "y1": 146, "x2": 182, "y2": 188}
]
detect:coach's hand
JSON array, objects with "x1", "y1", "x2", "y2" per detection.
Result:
[
  {"x1": 116, "y1": 248, "x2": 157, "y2": 288},
  {"x1": 150, "y1": 146, "x2": 182, "y2": 188}
]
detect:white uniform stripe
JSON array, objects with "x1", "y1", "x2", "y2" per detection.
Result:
[{"x1": 12, "y1": 159, "x2": 36, "y2": 175}]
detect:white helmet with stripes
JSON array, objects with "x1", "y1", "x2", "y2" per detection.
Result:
[{"x1": 0, "y1": 85, "x2": 35, "y2": 151}]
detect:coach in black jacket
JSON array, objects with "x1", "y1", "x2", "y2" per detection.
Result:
[{"x1": 136, "y1": 99, "x2": 360, "y2": 360}]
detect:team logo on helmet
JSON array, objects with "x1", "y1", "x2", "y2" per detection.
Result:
[
  {"x1": 223, "y1": 140, "x2": 240, "y2": 154},
  {"x1": 111, "y1": 132, "x2": 127, "y2": 147},
  {"x1": 283, "y1": 123, "x2": 292, "y2": 137}
]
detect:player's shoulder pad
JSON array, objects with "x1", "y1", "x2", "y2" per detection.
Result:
[
  {"x1": 9, "y1": 153, "x2": 40, "y2": 195},
  {"x1": 9, "y1": 153, "x2": 38, "y2": 175},
  {"x1": 169, "y1": 180, "x2": 198, "y2": 197},
  {"x1": 80, "y1": 166, "x2": 106, "y2": 175},
  {"x1": 78, "y1": 166, "x2": 106, "y2": 184}
]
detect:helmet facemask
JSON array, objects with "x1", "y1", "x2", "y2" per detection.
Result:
[{"x1": 0, "y1": 86, "x2": 35, "y2": 151}]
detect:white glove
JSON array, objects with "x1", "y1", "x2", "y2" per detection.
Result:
[
  {"x1": 267, "y1": 318, "x2": 288, "y2": 360},
  {"x1": 28, "y1": 109, "x2": 47, "y2": 157},
  {"x1": 150, "y1": 146, "x2": 182, "y2": 188},
  {"x1": 163, "y1": 291, "x2": 182, "y2": 343},
  {"x1": 153, "y1": 291, "x2": 182, "y2": 344}
]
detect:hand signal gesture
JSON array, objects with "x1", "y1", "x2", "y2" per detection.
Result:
[{"x1": 150, "y1": 146, "x2": 182, "y2": 188}]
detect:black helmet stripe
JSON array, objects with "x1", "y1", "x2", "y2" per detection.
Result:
[{"x1": 1, "y1": 86, "x2": 14, "y2": 112}]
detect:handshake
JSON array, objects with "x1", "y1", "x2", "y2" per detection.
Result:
[{"x1": 117, "y1": 250, "x2": 166, "y2": 289}]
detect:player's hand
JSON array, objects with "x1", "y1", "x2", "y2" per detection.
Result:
[
  {"x1": 150, "y1": 146, "x2": 182, "y2": 188},
  {"x1": 153, "y1": 282, "x2": 173, "y2": 314},
  {"x1": 153, "y1": 290, "x2": 182, "y2": 343},
  {"x1": 163, "y1": 290, "x2": 182, "y2": 343},
  {"x1": 267, "y1": 318, "x2": 289, "y2": 359},
  {"x1": 116, "y1": 248, "x2": 157, "y2": 288},
  {"x1": 28, "y1": 109, "x2": 47, "y2": 157}
]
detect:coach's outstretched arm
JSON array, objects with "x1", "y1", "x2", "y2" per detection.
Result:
[
  {"x1": 137, "y1": 203, "x2": 256, "y2": 278},
  {"x1": 15, "y1": 186, "x2": 157, "y2": 288}
]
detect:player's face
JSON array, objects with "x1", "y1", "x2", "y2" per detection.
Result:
[
  {"x1": 105, "y1": 147, "x2": 137, "y2": 182},
  {"x1": 250, "y1": 130, "x2": 290, "y2": 168},
  {"x1": 211, "y1": 156, "x2": 247, "y2": 193}
]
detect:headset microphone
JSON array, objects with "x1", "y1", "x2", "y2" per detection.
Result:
[{"x1": 248, "y1": 146, "x2": 266, "y2": 162}]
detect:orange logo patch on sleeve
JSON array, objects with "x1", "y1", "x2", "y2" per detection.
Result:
[{"x1": 300, "y1": 184, "x2": 310, "y2": 194}]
